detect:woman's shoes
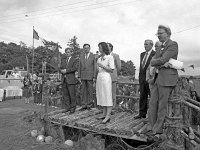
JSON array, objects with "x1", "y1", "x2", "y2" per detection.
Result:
[
  {"x1": 101, "y1": 118, "x2": 110, "y2": 124},
  {"x1": 96, "y1": 116, "x2": 105, "y2": 120}
]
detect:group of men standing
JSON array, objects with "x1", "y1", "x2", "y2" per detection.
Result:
[
  {"x1": 60, "y1": 43, "x2": 121, "y2": 114},
  {"x1": 59, "y1": 24, "x2": 179, "y2": 141},
  {"x1": 136, "y1": 25, "x2": 179, "y2": 141}
]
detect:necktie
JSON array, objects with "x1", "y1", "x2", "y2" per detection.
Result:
[
  {"x1": 141, "y1": 52, "x2": 148, "y2": 68},
  {"x1": 85, "y1": 54, "x2": 88, "y2": 61},
  {"x1": 66, "y1": 57, "x2": 70, "y2": 66}
]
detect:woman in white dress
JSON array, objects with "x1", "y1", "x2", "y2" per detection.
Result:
[{"x1": 96, "y1": 42, "x2": 115, "y2": 124}]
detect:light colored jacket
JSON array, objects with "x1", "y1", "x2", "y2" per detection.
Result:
[
  {"x1": 78, "y1": 52, "x2": 96, "y2": 80},
  {"x1": 151, "y1": 39, "x2": 178, "y2": 86},
  {"x1": 110, "y1": 52, "x2": 121, "y2": 82}
]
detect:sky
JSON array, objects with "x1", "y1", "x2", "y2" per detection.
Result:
[{"x1": 0, "y1": 0, "x2": 200, "y2": 78}]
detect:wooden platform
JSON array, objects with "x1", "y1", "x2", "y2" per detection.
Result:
[{"x1": 47, "y1": 108, "x2": 148, "y2": 142}]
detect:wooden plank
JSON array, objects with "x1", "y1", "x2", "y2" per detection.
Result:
[
  {"x1": 50, "y1": 120, "x2": 147, "y2": 142},
  {"x1": 59, "y1": 125, "x2": 65, "y2": 142},
  {"x1": 183, "y1": 101, "x2": 200, "y2": 113},
  {"x1": 135, "y1": 124, "x2": 147, "y2": 136},
  {"x1": 48, "y1": 109, "x2": 66, "y2": 116},
  {"x1": 185, "y1": 97, "x2": 200, "y2": 108},
  {"x1": 116, "y1": 95, "x2": 139, "y2": 99}
]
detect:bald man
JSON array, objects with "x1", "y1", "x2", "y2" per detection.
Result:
[{"x1": 146, "y1": 41, "x2": 162, "y2": 93}]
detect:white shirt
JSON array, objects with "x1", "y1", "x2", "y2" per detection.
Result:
[
  {"x1": 67, "y1": 56, "x2": 72, "y2": 64},
  {"x1": 85, "y1": 52, "x2": 90, "y2": 60}
]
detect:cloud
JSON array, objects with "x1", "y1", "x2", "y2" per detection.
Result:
[{"x1": 0, "y1": 0, "x2": 200, "y2": 77}]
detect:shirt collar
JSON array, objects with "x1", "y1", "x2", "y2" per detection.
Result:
[
  {"x1": 162, "y1": 39, "x2": 169, "y2": 46},
  {"x1": 146, "y1": 49, "x2": 153, "y2": 55}
]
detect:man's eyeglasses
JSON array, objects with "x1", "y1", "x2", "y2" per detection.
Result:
[{"x1": 155, "y1": 32, "x2": 166, "y2": 36}]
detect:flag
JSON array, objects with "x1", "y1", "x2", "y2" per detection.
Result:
[
  {"x1": 189, "y1": 64, "x2": 194, "y2": 69},
  {"x1": 180, "y1": 68, "x2": 185, "y2": 72},
  {"x1": 33, "y1": 29, "x2": 39, "y2": 40},
  {"x1": 48, "y1": 44, "x2": 61, "y2": 71}
]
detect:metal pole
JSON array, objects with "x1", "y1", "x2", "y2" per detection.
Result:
[{"x1": 32, "y1": 26, "x2": 34, "y2": 76}]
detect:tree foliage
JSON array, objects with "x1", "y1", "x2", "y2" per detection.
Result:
[
  {"x1": 0, "y1": 37, "x2": 136, "y2": 78},
  {"x1": 120, "y1": 60, "x2": 136, "y2": 78},
  {"x1": 66, "y1": 36, "x2": 80, "y2": 55}
]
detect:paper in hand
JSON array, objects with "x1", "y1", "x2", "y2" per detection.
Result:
[{"x1": 168, "y1": 58, "x2": 183, "y2": 70}]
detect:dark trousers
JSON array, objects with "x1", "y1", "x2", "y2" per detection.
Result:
[
  {"x1": 61, "y1": 82, "x2": 76, "y2": 110},
  {"x1": 37, "y1": 93, "x2": 42, "y2": 104},
  {"x1": 33, "y1": 93, "x2": 37, "y2": 104},
  {"x1": 139, "y1": 81, "x2": 150, "y2": 117},
  {"x1": 81, "y1": 80, "x2": 93, "y2": 106}
]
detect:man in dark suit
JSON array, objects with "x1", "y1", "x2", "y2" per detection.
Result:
[
  {"x1": 135, "y1": 40, "x2": 155, "y2": 119},
  {"x1": 78, "y1": 44, "x2": 96, "y2": 110},
  {"x1": 107, "y1": 43, "x2": 121, "y2": 108},
  {"x1": 60, "y1": 48, "x2": 79, "y2": 114},
  {"x1": 148, "y1": 25, "x2": 179, "y2": 138}
]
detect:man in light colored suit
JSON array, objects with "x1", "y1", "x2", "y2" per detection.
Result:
[
  {"x1": 78, "y1": 44, "x2": 96, "y2": 110},
  {"x1": 148, "y1": 25, "x2": 179, "y2": 138},
  {"x1": 146, "y1": 41, "x2": 162, "y2": 93},
  {"x1": 107, "y1": 43, "x2": 121, "y2": 108}
]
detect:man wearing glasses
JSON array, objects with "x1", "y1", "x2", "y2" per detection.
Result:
[{"x1": 147, "y1": 25, "x2": 179, "y2": 141}]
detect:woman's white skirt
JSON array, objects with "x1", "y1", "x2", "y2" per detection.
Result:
[{"x1": 96, "y1": 72, "x2": 113, "y2": 106}]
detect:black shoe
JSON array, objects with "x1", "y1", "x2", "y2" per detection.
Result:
[
  {"x1": 79, "y1": 106, "x2": 87, "y2": 111},
  {"x1": 134, "y1": 115, "x2": 146, "y2": 119},
  {"x1": 101, "y1": 118, "x2": 110, "y2": 124},
  {"x1": 62, "y1": 108, "x2": 70, "y2": 113},
  {"x1": 87, "y1": 106, "x2": 92, "y2": 110},
  {"x1": 111, "y1": 111, "x2": 115, "y2": 115},
  {"x1": 69, "y1": 108, "x2": 76, "y2": 114},
  {"x1": 147, "y1": 134, "x2": 160, "y2": 145},
  {"x1": 96, "y1": 116, "x2": 105, "y2": 120}
]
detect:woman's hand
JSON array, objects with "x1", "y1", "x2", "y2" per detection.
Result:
[{"x1": 97, "y1": 62, "x2": 104, "y2": 69}]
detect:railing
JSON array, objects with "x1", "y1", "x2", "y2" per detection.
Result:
[
  {"x1": 43, "y1": 77, "x2": 200, "y2": 149},
  {"x1": 164, "y1": 77, "x2": 200, "y2": 150},
  {"x1": 44, "y1": 81, "x2": 140, "y2": 113}
]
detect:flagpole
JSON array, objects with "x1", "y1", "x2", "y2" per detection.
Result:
[{"x1": 32, "y1": 26, "x2": 34, "y2": 76}]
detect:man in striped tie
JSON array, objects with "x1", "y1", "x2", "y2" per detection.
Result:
[{"x1": 134, "y1": 40, "x2": 155, "y2": 119}]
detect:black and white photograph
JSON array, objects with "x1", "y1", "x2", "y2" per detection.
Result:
[{"x1": 0, "y1": 0, "x2": 200, "y2": 149}]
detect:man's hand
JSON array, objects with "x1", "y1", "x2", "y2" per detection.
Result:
[
  {"x1": 77, "y1": 77, "x2": 82, "y2": 83},
  {"x1": 149, "y1": 67, "x2": 155, "y2": 76},
  {"x1": 93, "y1": 78, "x2": 96, "y2": 82},
  {"x1": 163, "y1": 62, "x2": 172, "y2": 68}
]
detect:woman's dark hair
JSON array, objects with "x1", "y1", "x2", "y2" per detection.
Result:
[
  {"x1": 98, "y1": 42, "x2": 110, "y2": 55},
  {"x1": 107, "y1": 43, "x2": 113, "y2": 51}
]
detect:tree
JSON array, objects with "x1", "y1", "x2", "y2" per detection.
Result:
[
  {"x1": 120, "y1": 60, "x2": 136, "y2": 78},
  {"x1": 66, "y1": 36, "x2": 80, "y2": 55}
]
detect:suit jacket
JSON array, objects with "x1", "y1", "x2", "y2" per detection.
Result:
[
  {"x1": 78, "y1": 52, "x2": 96, "y2": 80},
  {"x1": 60, "y1": 54, "x2": 79, "y2": 85},
  {"x1": 151, "y1": 39, "x2": 178, "y2": 86},
  {"x1": 110, "y1": 53, "x2": 121, "y2": 82},
  {"x1": 139, "y1": 50, "x2": 155, "y2": 84}
]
